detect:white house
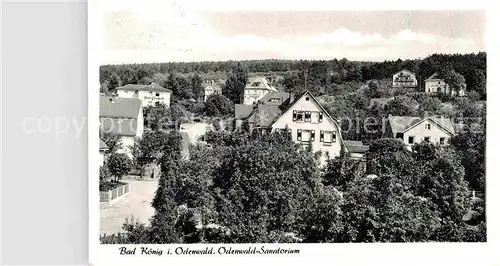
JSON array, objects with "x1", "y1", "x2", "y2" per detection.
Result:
[
  {"x1": 99, "y1": 139, "x2": 109, "y2": 166},
  {"x1": 269, "y1": 91, "x2": 345, "y2": 164},
  {"x1": 242, "y1": 76, "x2": 278, "y2": 105},
  {"x1": 424, "y1": 73, "x2": 466, "y2": 97},
  {"x1": 392, "y1": 69, "x2": 418, "y2": 88},
  {"x1": 387, "y1": 115, "x2": 455, "y2": 146},
  {"x1": 99, "y1": 96, "x2": 144, "y2": 158},
  {"x1": 203, "y1": 80, "x2": 223, "y2": 102},
  {"x1": 116, "y1": 83, "x2": 172, "y2": 107}
]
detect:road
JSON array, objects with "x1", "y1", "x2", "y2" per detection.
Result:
[{"x1": 100, "y1": 180, "x2": 158, "y2": 235}]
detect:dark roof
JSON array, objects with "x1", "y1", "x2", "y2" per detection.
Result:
[
  {"x1": 425, "y1": 72, "x2": 442, "y2": 81},
  {"x1": 388, "y1": 115, "x2": 455, "y2": 135},
  {"x1": 245, "y1": 76, "x2": 277, "y2": 92},
  {"x1": 344, "y1": 140, "x2": 369, "y2": 153},
  {"x1": 99, "y1": 139, "x2": 109, "y2": 150},
  {"x1": 369, "y1": 97, "x2": 393, "y2": 108},
  {"x1": 234, "y1": 104, "x2": 256, "y2": 119},
  {"x1": 116, "y1": 83, "x2": 172, "y2": 93},
  {"x1": 99, "y1": 117, "x2": 138, "y2": 136},
  {"x1": 246, "y1": 105, "x2": 282, "y2": 128},
  {"x1": 258, "y1": 92, "x2": 291, "y2": 106},
  {"x1": 100, "y1": 96, "x2": 142, "y2": 119}
]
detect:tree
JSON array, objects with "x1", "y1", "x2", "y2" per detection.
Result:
[
  {"x1": 205, "y1": 94, "x2": 234, "y2": 117},
  {"x1": 468, "y1": 69, "x2": 486, "y2": 97},
  {"x1": 191, "y1": 74, "x2": 204, "y2": 101},
  {"x1": 385, "y1": 96, "x2": 419, "y2": 116},
  {"x1": 223, "y1": 63, "x2": 248, "y2": 103},
  {"x1": 99, "y1": 131, "x2": 122, "y2": 154},
  {"x1": 107, "y1": 153, "x2": 132, "y2": 182},
  {"x1": 107, "y1": 72, "x2": 122, "y2": 91},
  {"x1": 439, "y1": 69, "x2": 466, "y2": 96},
  {"x1": 135, "y1": 130, "x2": 169, "y2": 168},
  {"x1": 143, "y1": 104, "x2": 172, "y2": 131}
]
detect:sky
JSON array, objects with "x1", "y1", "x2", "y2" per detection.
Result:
[{"x1": 99, "y1": 1, "x2": 485, "y2": 64}]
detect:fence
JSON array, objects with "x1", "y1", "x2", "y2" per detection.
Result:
[{"x1": 100, "y1": 182, "x2": 130, "y2": 204}]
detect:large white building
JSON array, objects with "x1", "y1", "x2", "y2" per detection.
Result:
[
  {"x1": 387, "y1": 115, "x2": 455, "y2": 147},
  {"x1": 99, "y1": 96, "x2": 144, "y2": 158},
  {"x1": 242, "y1": 76, "x2": 278, "y2": 105},
  {"x1": 392, "y1": 69, "x2": 418, "y2": 88},
  {"x1": 424, "y1": 73, "x2": 466, "y2": 97},
  {"x1": 116, "y1": 83, "x2": 172, "y2": 107}
]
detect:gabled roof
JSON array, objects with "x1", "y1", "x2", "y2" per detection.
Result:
[
  {"x1": 203, "y1": 82, "x2": 222, "y2": 92},
  {"x1": 269, "y1": 91, "x2": 345, "y2": 144},
  {"x1": 245, "y1": 76, "x2": 278, "y2": 92},
  {"x1": 388, "y1": 115, "x2": 455, "y2": 135},
  {"x1": 394, "y1": 69, "x2": 415, "y2": 75},
  {"x1": 100, "y1": 96, "x2": 142, "y2": 119},
  {"x1": 246, "y1": 105, "x2": 282, "y2": 128},
  {"x1": 258, "y1": 92, "x2": 291, "y2": 106},
  {"x1": 425, "y1": 72, "x2": 443, "y2": 81},
  {"x1": 369, "y1": 97, "x2": 393, "y2": 108},
  {"x1": 99, "y1": 139, "x2": 109, "y2": 150},
  {"x1": 234, "y1": 104, "x2": 256, "y2": 120},
  {"x1": 344, "y1": 140, "x2": 369, "y2": 153},
  {"x1": 99, "y1": 118, "x2": 138, "y2": 136},
  {"x1": 116, "y1": 83, "x2": 172, "y2": 93}
]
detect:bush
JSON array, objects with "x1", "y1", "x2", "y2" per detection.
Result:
[{"x1": 107, "y1": 153, "x2": 132, "y2": 182}]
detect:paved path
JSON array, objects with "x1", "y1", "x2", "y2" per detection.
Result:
[{"x1": 100, "y1": 180, "x2": 158, "y2": 235}]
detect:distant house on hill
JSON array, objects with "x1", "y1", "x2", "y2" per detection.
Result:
[
  {"x1": 369, "y1": 97, "x2": 394, "y2": 108},
  {"x1": 202, "y1": 80, "x2": 223, "y2": 102},
  {"x1": 386, "y1": 115, "x2": 455, "y2": 146},
  {"x1": 392, "y1": 69, "x2": 418, "y2": 88},
  {"x1": 424, "y1": 73, "x2": 466, "y2": 97},
  {"x1": 99, "y1": 96, "x2": 144, "y2": 158},
  {"x1": 242, "y1": 76, "x2": 278, "y2": 105},
  {"x1": 116, "y1": 83, "x2": 172, "y2": 108},
  {"x1": 344, "y1": 140, "x2": 369, "y2": 160}
]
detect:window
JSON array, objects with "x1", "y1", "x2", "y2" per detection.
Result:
[
  {"x1": 150, "y1": 91, "x2": 153, "y2": 95},
  {"x1": 424, "y1": 137, "x2": 430, "y2": 142},
  {"x1": 310, "y1": 111, "x2": 319, "y2": 123},
  {"x1": 154, "y1": 102, "x2": 160, "y2": 107},
  {"x1": 440, "y1": 137, "x2": 446, "y2": 145},
  {"x1": 155, "y1": 93, "x2": 160, "y2": 97},
  {"x1": 270, "y1": 98, "x2": 280, "y2": 103},
  {"x1": 298, "y1": 129, "x2": 315, "y2": 142},
  {"x1": 425, "y1": 124, "x2": 431, "y2": 130},
  {"x1": 293, "y1": 110, "x2": 304, "y2": 122},
  {"x1": 408, "y1": 136, "x2": 414, "y2": 144},
  {"x1": 319, "y1": 112, "x2": 323, "y2": 123},
  {"x1": 305, "y1": 96, "x2": 310, "y2": 101},
  {"x1": 320, "y1": 130, "x2": 336, "y2": 144},
  {"x1": 304, "y1": 111, "x2": 311, "y2": 122}
]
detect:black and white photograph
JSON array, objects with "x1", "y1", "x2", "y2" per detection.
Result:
[{"x1": 96, "y1": 2, "x2": 486, "y2": 247}]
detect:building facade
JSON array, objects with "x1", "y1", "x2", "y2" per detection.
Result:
[
  {"x1": 424, "y1": 73, "x2": 466, "y2": 97},
  {"x1": 203, "y1": 80, "x2": 223, "y2": 102},
  {"x1": 269, "y1": 91, "x2": 344, "y2": 164},
  {"x1": 99, "y1": 96, "x2": 144, "y2": 158},
  {"x1": 242, "y1": 76, "x2": 278, "y2": 105},
  {"x1": 392, "y1": 69, "x2": 418, "y2": 88},
  {"x1": 116, "y1": 83, "x2": 172, "y2": 107},
  {"x1": 387, "y1": 115, "x2": 455, "y2": 147}
]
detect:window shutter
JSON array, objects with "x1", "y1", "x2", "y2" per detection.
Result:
[
  {"x1": 332, "y1": 132, "x2": 336, "y2": 142},
  {"x1": 320, "y1": 130, "x2": 324, "y2": 142},
  {"x1": 311, "y1": 130, "x2": 315, "y2": 141},
  {"x1": 293, "y1": 110, "x2": 297, "y2": 122},
  {"x1": 297, "y1": 129, "x2": 302, "y2": 141},
  {"x1": 319, "y1": 112, "x2": 323, "y2": 123}
]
